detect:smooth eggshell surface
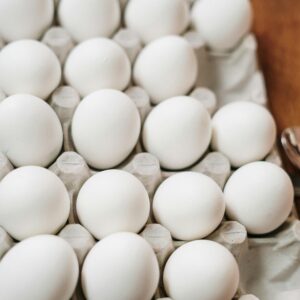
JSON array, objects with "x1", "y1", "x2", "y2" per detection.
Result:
[
  {"x1": 142, "y1": 96, "x2": 211, "y2": 170},
  {"x1": 224, "y1": 161, "x2": 294, "y2": 234},
  {"x1": 0, "y1": 94, "x2": 63, "y2": 167},
  {"x1": 0, "y1": 166, "x2": 70, "y2": 240},
  {"x1": 58, "y1": 0, "x2": 120, "y2": 42},
  {"x1": 0, "y1": 40, "x2": 61, "y2": 99},
  {"x1": 76, "y1": 170, "x2": 150, "y2": 239},
  {"x1": 64, "y1": 38, "x2": 131, "y2": 97},
  {"x1": 0, "y1": 0, "x2": 54, "y2": 42},
  {"x1": 125, "y1": 0, "x2": 189, "y2": 44},
  {"x1": 0, "y1": 235, "x2": 79, "y2": 300},
  {"x1": 81, "y1": 232, "x2": 159, "y2": 300},
  {"x1": 71, "y1": 89, "x2": 140, "y2": 169},
  {"x1": 191, "y1": 0, "x2": 252, "y2": 51},
  {"x1": 153, "y1": 172, "x2": 225, "y2": 240},
  {"x1": 133, "y1": 36, "x2": 198, "y2": 104},
  {"x1": 212, "y1": 101, "x2": 276, "y2": 167},
  {"x1": 164, "y1": 240, "x2": 239, "y2": 300}
]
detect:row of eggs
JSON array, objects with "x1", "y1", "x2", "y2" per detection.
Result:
[
  {"x1": 0, "y1": 0, "x2": 253, "y2": 104},
  {"x1": 0, "y1": 32, "x2": 254, "y2": 103},
  {"x1": 0, "y1": 0, "x2": 252, "y2": 49},
  {"x1": 0, "y1": 160, "x2": 293, "y2": 300},
  {"x1": 0, "y1": 160, "x2": 293, "y2": 243},
  {"x1": 0, "y1": 233, "x2": 238, "y2": 300},
  {"x1": 0, "y1": 91, "x2": 276, "y2": 170}
]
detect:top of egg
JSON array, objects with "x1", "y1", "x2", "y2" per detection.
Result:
[
  {"x1": 191, "y1": 0, "x2": 252, "y2": 51},
  {"x1": 81, "y1": 232, "x2": 159, "y2": 300},
  {"x1": 0, "y1": 235, "x2": 79, "y2": 300},
  {"x1": 58, "y1": 0, "x2": 121, "y2": 42},
  {"x1": 0, "y1": 0, "x2": 54, "y2": 42},
  {"x1": 125, "y1": 0, "x2": 189, "y2": 44}
]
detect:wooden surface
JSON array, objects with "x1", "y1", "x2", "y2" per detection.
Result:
[
  {"x1": 252, "y1": 0, "x2": 300, "y2": 213},
  {"x1": 252, "y1": 0, "x2": 300, "y2": 133}
]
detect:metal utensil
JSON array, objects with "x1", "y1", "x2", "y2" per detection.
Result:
[{"x1": 281, "y1": 127, "x2": 300, "y2": 169}]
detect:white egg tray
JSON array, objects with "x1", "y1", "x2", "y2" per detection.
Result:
[
  {"x1": 0, "y1": 1, "x2": 299, "y2": 299},
  {"x1": 0, "y1": 24, "x2": 299, "y2": 300}
]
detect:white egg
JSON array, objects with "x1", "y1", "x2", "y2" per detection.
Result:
[
  {"x1": 58, "y1": 0, "x2": 121, "y2": 42},
  {"x1": 133, "y1": 36, "x2": 197, "y2": 104},
  {"x1": 0, "y1": 94, "x2": 63, "y2": 167},
  {"x1": 0, "y1": 235, "x2": 79, "y2": 300},
  {"x1": 212, "y1": 101, "x2": 276, "y2": 167},
  {"x1": 0, "y1": 40, "x2": 61, "y2": 99},
  {"x1": 64, "y1": 38, "x2": 131, "y2": 97},
  {"x1": 77, "y1": 170, "x2": 150, "y2": 239},
  {"x1": 239, "y1": 295, "x2": 260, "y2": 300},
  {"x1": 71, "y1": 89, "x2": 140, "y2": 169},
  {"x1": 164, "y1": 240, "x2": 239, "y2": 300},
  {"x1": 82, "y1": 232, "x2": 159, "y2": 300},
  {"x1": 142, "y1": 96, "x2": 211, "y2": 170},
  {"x1": 125, "y1": 0, "x2": 189, "y2": 44},
  {"x1": 0, "y1": 166, "x2": 70, "y2": 240},
  {"x1": 153, "y1": 172, "x2": 225, "y2": 240},
  {"x1": 0, "y1": 0, "x2": 54, "y2": 42},
  {"x1": 224, "y1": 161, "x2": 294, "y2": 234},
  {"x1": 191, "y1": 0, "x2": 252, "y2": 51}
]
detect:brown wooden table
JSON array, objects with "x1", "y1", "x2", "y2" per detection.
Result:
[{"x1": 252, "y1": 0, "x2": 300, "y2": 213}]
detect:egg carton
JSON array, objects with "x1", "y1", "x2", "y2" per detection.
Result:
[
  {"x1": 40, "y1": 23, "x2": 267, "y2": 108},
  {"x1": 1, "y1": 141, "x2": 298, "y2": 300},
  {"x1": 45, "y1": 26, "x2": 299, "y2": 297},
  {"x1": 0, "y1": 11, "x2": 297, "y2": 300}
]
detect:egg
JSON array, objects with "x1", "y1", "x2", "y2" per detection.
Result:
[
  {"x1": 0, "y1": 40, "x2": 61, "y2": 99},
  {"x1": 71, "y1": 89, "x2": 140, "y2": 169},
  {"x1": 0, "y1": 235, "x2": 79, "y2": 300},
  {"x1": 125, "y1": 0, "x2": 189, "y2": 44},
  {"x1": 164, "y1": 240, "x2": 239, "y2": 300},
  {"x1": 239, "y1": 295, "x2": 260, "y2": 300},
  {"x1": 212, "y1": 101, "x2": 276, "y2": 167},
  {"x1": 224, "y1": 161, "x2": 294, "y2": 234},
  {"x1": 82, "y1": 232, "x2": 159, "y2": 300},
  {"x1": 0, "y1": 0, "x2": 54, "y2": 42},
  {"x1": 58, "y1": 0, "x2": 121, "y2": 42},
  {"x1": 0, "y1": 166, "x2": 70, "y2": 240},
  {"x1": 64, "y1": 38, "x2": 131, "y2": 97},
  {"x1": 76, "y1": 170, "x2": 150, "y2": 239},
  {"x1": 133, "y1": 36, "x2": 198, "y2": 104},
  {"x1": 142, "y1": 96, "x2": 211, "y2": 170},
  {"x1": 0, "y1": 94, "x2": 63, "y2": 167},
  {"x1": 153, "y1": 172, "x2": 225, "y2": 240},
  {"x1": 191, "y1": 0, "x2": 252, "y2": 51}
]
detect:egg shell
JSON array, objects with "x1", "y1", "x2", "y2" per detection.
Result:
[
  {"x1": 76, "y1": 169, "x2": 150, "y2": 239},
  {"x1": 0, "y1": 0, "x2": 54, "y2": 42},
  {"x1": 142, "y1": 96, "x2": 212, "y2": 170},
  {"x1": 191, "y1": 0, "x2": 252, "y2": 51},
  {"x1": 212, "y1": 101, "x2": 276, "y2": 167},
  {"x1": 125, "y1": 0, "x2": 189, "y2": 44},
  {"x1": 58, "y1": 0, "x2": 121, "y2": 42},
  {"x1": 0, "y1": 94, "x2": 63, "y2": 167},
  {"x1": 164, "y1": 240, "x2": 239, "y2": 300},
  {"x1": 239, "y1": 295, "x2": 260, "y2": 300},
  {"x1": 0, "y1": 166, "x2": 70, "y2": 240},
  {"x1": 71, "y1": 89, "x2": 140, "y2": 169},
  {"x1": 81, "y1": 232, "x2": 159, "y2": 300},
  {"x1": 153, "y1": 172, "x2": 225, "y2": 240},
  {"x1": 133, "y1": 36, "x2": 198, "y2": 104},
  {"x1": 0, "y1": 40, "x2": 61, "y2": 99},
  {"x1": 64, "y1": 38, "x2": 131, "y2": 97},
  {"x1": 0, "y1": 235, "x2": 79, "y2": 300},
  {"x1": 224, "y1": 161, "x2": 294, "y2": 234}
]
